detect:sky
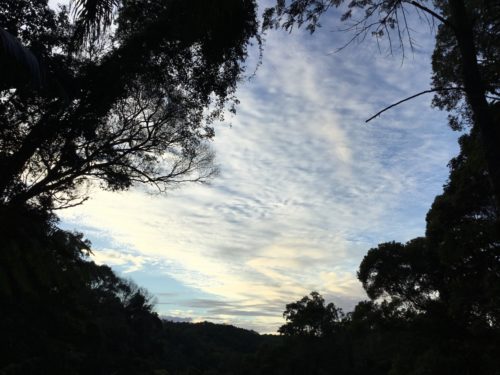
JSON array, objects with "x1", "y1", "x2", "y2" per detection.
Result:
[{"x1": 58, "y1": 3, "x2": 460, "y2": 333}]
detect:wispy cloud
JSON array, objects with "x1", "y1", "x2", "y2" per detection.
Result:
[
  {"x1": 91, "y1": 248, "x2": 150, "y2": 273},
  {"x1": 60, "y1": 13, "x2": 459, "y2": 333}
]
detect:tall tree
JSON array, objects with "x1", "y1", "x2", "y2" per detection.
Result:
[
  {"x1": 351, "y1": 120, "x2": 500, "y2": 374},
  {"x1": 357, "y1": 107, "x2": 500, "y2": 329},
  {"x1": 0, "y1": 0, "x2": 261, "y2": 210},
  {"x1": 278, "y1": 291, "x2": 344, "y2": 337}
]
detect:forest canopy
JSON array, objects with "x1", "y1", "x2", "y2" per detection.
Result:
[{"x1": 0, "y1": 0, "x2": 261, "y2": 210}]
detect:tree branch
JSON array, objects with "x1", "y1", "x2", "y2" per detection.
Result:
[
  {"x1": 408, "y1": 1, "x2": 454, "y2": 29},
  {"x1": 365, "y1": 87, "x2": 464, "y2": 123}
]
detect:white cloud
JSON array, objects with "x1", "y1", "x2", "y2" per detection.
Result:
[{"x1": 90, "y1": 248, "x2": 151, "y2": 273}]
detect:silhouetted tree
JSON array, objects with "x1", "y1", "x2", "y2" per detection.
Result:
[
  {"x1": 425, "y1": 124, "x2": 500, "y2": 331},
  {"x1": 0, "y1": 204, "x2": 168, "y2": 374},
  {"x1": 278, "y1": 291, "x2": 344, "y2": 337},
  {"x1": 358, "y1": 115, "x2": 500, "y2": 328},
  {"x1": 0, "y1": 0, "x2": 261, "y2": 210},
  {"x1": 352, "y1": 105, "x2": 500, "y2": 374},
  {"x1": 358, "y1": 238, "x2": 441, "y2": 311}
]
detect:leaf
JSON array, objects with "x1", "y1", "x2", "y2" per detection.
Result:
[{"x1": 72, "y1": 0, "x2": 120, "y2": 42}]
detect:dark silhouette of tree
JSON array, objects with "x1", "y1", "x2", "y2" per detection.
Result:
[
  {"x1": 0, "y1": 204, "x2": 167, "y2": 373},
  {"x1": 71, "y1": 0, "x2": 120, "y2": 43},
  {"x1": 425, "y1": 125, "x2": 500, "y2": 330},
  {"x1": 278, "y1": 291, "x2": 344, "y2": 337},
  {"x1": 0, "y1": 0, "x2": 261, "y2": 210},
  {"x1": 351, "y1": 105, "x2": 500, "y2": 374},
  {"x1": 358, "y1": 111, "x2": 500, "y2": 329},
  {"x1": 263, "y1": 0, "x2": 500, "y2": 211},
  {"x1": 357, "y1": 238, "x2": 441, "y2": 311}
]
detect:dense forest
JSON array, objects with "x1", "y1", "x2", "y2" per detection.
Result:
[{"x1": 1, "y1": 0, "x2": 499, "y2": 374}]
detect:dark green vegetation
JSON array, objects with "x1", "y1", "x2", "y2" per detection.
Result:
[
  {"x1": 1, "y1": 0, "x2": 500, "y2": 374},
  {"x1": 0, "y1": 0, "x2": 260, "y2": 209},
  {"x1": 1, "y1": 206, "x2": 164, "y2": 374}
]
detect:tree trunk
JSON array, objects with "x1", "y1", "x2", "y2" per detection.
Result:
[{"x1": 449, "y1": 0, "x2": 500, "y2": 216}]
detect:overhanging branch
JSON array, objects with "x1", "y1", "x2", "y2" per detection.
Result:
[
  {"x1": 408, "y1": 1, "x2": 454, "y2": 29},
  {"x1": 365, "y1": 87, "x2": 465, "y2": 123}
]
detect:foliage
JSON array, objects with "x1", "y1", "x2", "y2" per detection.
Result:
[
  {"x1": 278, "y1": 291, "x2": 344, "y2": 337},
  {"x1": 424, "y1": 125, "x2": 500, "y2": 331},
  {"x1": 0, "y1": 0, "x2": 261, "y2": 210},
  {"x1": 431, "y1": 0, "x2": 500, "y2": 130},
  {"x1": 158, "y1": 321, "x2": 270, "y2": 375},
  {"x1": 263, "y1": 0, "x2": 436, "y2": 53},
  {"x1": 357, "y1": 238, "x2": 440, "y2": 310},
  {"x1": 0, "y1": 206, "x2": 164, "y2": 374},
  {"x1": 2, "y1": 1, "x2": 500, "y2": 374}
]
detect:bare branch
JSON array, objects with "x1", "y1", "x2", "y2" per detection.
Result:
[
  {"x1": 366, "y1": 87, "x2": 465, "y2": 123},
  {"x1": 407, "y1": 1, "x2": 453, "y2": 29}
]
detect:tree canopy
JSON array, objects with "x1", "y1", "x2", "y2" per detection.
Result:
[
  {"x1": 278, "y1": 291, "x2": 344, "y2": 337},
  {"x1": 0, "y1": 0, "x2": 261, "y2": 210}
]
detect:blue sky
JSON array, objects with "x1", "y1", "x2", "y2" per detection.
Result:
[{"x1": 59, "y1": 4, "x2": 459, "y2": 333}]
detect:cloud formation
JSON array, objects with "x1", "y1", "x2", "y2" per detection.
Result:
[{"x1": 60, "y1": 13, "x2": 459, "y2": 333}]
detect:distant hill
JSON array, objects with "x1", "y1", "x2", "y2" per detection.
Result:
[{"x1": 158, "y1": 321, "x2": 282, "y2": 375}]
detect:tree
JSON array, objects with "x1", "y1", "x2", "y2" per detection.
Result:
[
  {"x1": 263, "y1": 0, "x2": 500, "y2": 212},
  {"x1": 0, "y1": 0, "x2": 261, "y2": 210},
  {"x1": 357, "y1": 105, "x2": 500, "y2": 329},
  {"x1": 425, "y1": 122, "x2": 500, "y2": 330},
  {"x1": 0, "y1": 203, "x2": 168, "y2": 373},
  {"x1": 278, "y1": 291, "x2": 344, "y2": 337},
  {"x1": 357, "y1": 238, "x2": 441, "y2": 311}
]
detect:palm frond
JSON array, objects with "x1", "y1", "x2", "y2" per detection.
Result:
[{"x1": 72, "y1": 0, "x2": 120, "y2": 42}]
